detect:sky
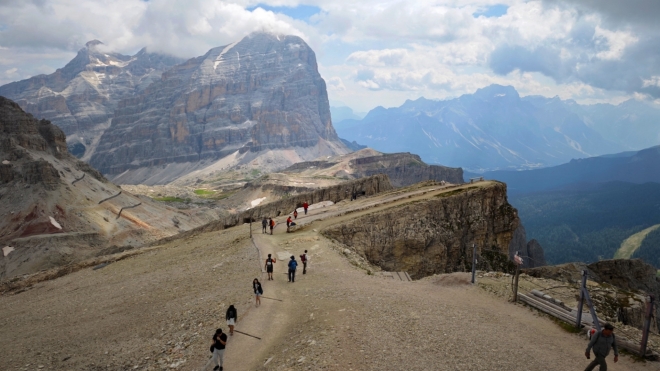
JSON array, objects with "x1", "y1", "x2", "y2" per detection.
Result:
[{"x1": 1, "y1": 0, "x2": 660, "y2": 112}]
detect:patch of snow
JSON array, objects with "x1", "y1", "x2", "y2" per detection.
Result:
[
  {"x1": 251, "y1": 197, "x2": 267, "y2": 207},
  {"x1": 214, "y1": 41, "x2": 239, "y2": 71},
  {"x1": 2, "y1": 246, "x2": 14, "y2": 257},
  {"x1": 49, "y1": 216, "x2": 62, "y2": 230},
  {"x1": 2, "y1": 160, "x2": 9, "y2": 165}
]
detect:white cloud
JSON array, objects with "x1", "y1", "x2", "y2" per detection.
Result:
[
  {"x1": 593, "y1": 25, "x2": 638, "y2": 60},
  {"x1": 642, "y1": 76, "x2": 660, "y2": 88}
]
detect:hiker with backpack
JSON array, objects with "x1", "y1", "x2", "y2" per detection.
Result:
[
  {"x1": 205, "y1": 328, "x2": 227, "y2": 371},
  {"x1": 303, "y1": 202, "x2": 309, "y2": 215},
  {"x1": 584, "y1": 323, "x2": 618, "y2": 371},
  {"x1": 261, "y1": 217, "x2": 267, "y2": 234},
  {"x1": 269, "y1": 218, "x2": 275, "y2": 235},
  {"x1": 288, "y1": 256, "x2": 298, "y2": 282},
  {"x1": 300, "y1": 250, "x2": 308, "y2": 274},
  {"x1": 253, "y1": 278, "x2": 263, "y2": 306},
  {"x1": 293, "y1": 210, "x2": 298, "y2": 219},
  {"x1": 225, "y1": 305, "x2": 237, "y2": 336},
  {"x1": 265, "y1": 254, "x2": 276, "y2": 280}
]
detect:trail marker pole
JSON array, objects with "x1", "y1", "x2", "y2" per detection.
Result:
[
  {"x1": 576, "y1": 270, "x2": 587, "y2": 329},
  {"x1": 471, "y1": 244, "x2": 477, "y2": 284},
  {"x1": 513, "y1": 251, "x2": 522, "y2": 302},
  {"x1": 234, "y1": 330, "x2": 261, "y2": 340},
  {"x1": 640, "y1": 295, "x2": 655, "y2": 357}
]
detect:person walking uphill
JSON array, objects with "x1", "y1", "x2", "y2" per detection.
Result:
[
  {"x1": 265, "y1": 254, "x2": 276, "y2": 280},
  {"x1": 261, "y1": 217, "x2": 267, "y2": 234},
  {"x1": 303, "y1": 202, "x2": 309, "y2": 215},
  {"x1": 269, "y1": 218, "x2": 275, "y2": 235},
  {"x1": 293, "y1": 210, "x2": 298, "y2": 219},
  {"x1": 585, "y1": 323, "x2": 619, "y2": 371},
  {"x1": 253, "y1": 278, "x2": 263, "y2": 306},
  {"x1": 205, "y1": 328, "x2": 227, "y2": 371},
  {"x1": 300, "y1": 250, "x2": 308, "y2": 274},
  {"x1": 225, "y1": 305, "x2": 237, "y2": 336},
  {"x1": 288, "y1": 256, "x2": 298, "y2": 282},
  {"x1": 286, "y1": 216, "x2": 293, "y2": 232}
]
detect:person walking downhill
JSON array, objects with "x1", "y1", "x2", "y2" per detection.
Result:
[
  {"x1": 300, "y1": 250, "x2": 308, "y2": 274},
  {"x1": 303, "y1": 201, "x2": 309, "y2": 215},
  {"x1": 286, "y1": 216, "x2": 292, "y2": 232},
  {"x1": 253, "y1": 278, "x2": 263, "y2": 306},
  {"x1": 293, "y1": 209, "x2": 298, "y2": 220},
  {"x1": 288, "y1": 256, "x2": 298, "y2": 282},
  {"x1": 261, "y1": 217, "x2": 267, "y2": 234},
  {"x1": 584, "y1": 323, "x2": 619, "y2": 371},
  {"x1": 205, "y1": 328, "x2": 227, "y2": 371},
  {"x1": 265, "y1": 254, "x2": 276, "y2": 280},
  {"x1": 269, "y1": 218, "x2": 275, "y2": 235},
  {"x1": 225, "y1": 305, "x2": 237, "y2": 336}
]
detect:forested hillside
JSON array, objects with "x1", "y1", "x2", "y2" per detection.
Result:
[
  {"x1": 511, "y1": 182, "x2": 660, "y2": 265},
  {"x1": 634, "y1": 227, "x2": 660, "y2": 268}
]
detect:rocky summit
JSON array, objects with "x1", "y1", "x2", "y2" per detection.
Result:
[
  {"x1": 88, "y1": 32, "x2": 348, "y2": 184},
  {"x1": 0, "y1": 41, "x2": 183, "y2": 161}
]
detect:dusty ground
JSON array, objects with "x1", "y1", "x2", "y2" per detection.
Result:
[{"x1": 0, "y1": 182, "x2": 656, "y2": 370}]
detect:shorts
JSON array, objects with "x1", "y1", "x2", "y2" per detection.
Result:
[
  {"x1": 267, "y1": 266, "x2": 273, "y2": 273},
  {"x1": 227, "y1": 318, "x2": 235, "y2": 326},
  {"x1": 255, "y1": 292, "x2": 262, "y2": 296}
]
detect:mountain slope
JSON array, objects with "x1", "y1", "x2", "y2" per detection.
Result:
[
  {"x1": 0, "y1": 41, "x2": 183, "y2": 161},
  {"x1": 336, "y1": 85, "x2": 628, "y2": 171},
  {"x1": 480, "y1": 145, "x2": 660, "y2": 195},
  {"x1": 0, "y1": 97, "x2": 216, "y2": 279},
  {"x1": 89, "y1": 32, "x2": 348, "y2": 184},
  {"x1": 511, "y1": 182, "x2": 660, "y2": 265}
]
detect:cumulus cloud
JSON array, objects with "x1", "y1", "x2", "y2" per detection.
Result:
[{"x1": 1, "y1": 0, "x2": 659, "y2": 106}]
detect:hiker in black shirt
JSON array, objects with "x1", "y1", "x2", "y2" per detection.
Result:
[
  {"x1": 261, "y1": 217, "x2": 267, "y2": 234},
  {"x1": 265, "y1": 254, "x2": 276, "y2": 280},
  {"x1": 253, "y1": 278, "x2": 263, "y2": 306},
  {"x1": 205, "y1": 328, "x2": 227, "y2": 371},
  {"x1": 226, "y1": 305, "x2": 237, "y2": 336}
]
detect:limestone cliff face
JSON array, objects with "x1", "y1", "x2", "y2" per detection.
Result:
[
  {"x1": 321, "y1": 182, "x2": 519, "y2": 279},
  {"x1": 90, "y1": 32, "x2": 346, "y2": 179},
  {"x1": 0, "y1": 41, "x2": 182, "y2": 160}
]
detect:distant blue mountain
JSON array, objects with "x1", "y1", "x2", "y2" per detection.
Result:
[
  {"x1": 479, "y1": 145, "x2": 660, "y2": 195},
  {"x1": 336, "y1": 85, "x2": 660, "y2": 171},
  {"x1": 330, "y1": 106, "x2": 365, "y2": 123}
]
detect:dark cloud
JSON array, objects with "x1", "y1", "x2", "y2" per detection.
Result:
[{"x1": 544, "y1": 0, "x2": 660, "y2": 27}]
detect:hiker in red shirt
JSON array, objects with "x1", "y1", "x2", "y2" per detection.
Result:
[
  {"x1": 286, "y1": 216, "x2": 293, "y2": 232},
  {"x1": 293, "y1": 210, "x2": 298, "y2": 219},
  {"x1": 269, "y1": 218, "x2": 275, "y2": 235},
  {"x1": 300, "y1": 250, "x2": 308, "y2": 274},
  {"x1": 303, "y1": 202, "x2": 309, "y2": 215}
]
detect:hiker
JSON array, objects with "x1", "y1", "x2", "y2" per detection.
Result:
[
  {"x1": 261, "y1": 217, "x2": 267, "y2": 234},
  {"x1": 293, "y1": 210, "x2": 298, "y2": 219},
  {"x1": 265, "y1": 254, "x2": 276, "y2": 280},
  {"x1": 225, "y1": 305, "x2": 237, "y2": 336},
  {"x1": 253, "y1": 278, "x2": 263, "y2": 306},
  {"x1": 205, "y1": 328, "x2": 227, "y2": 371},
  {"x1": 269, "y1": 218, "x2": 275, "y2": 235},
  {"x1": 286, "y1": 216, "x2": 292, "y2": 232},
  {"x1": 300, "y1": 250, "x2": 308, "y2": 274},
  {"x1": 585, "y1": 323, "x2": 619, "y2": 371},
  {"x1": 352, "y1": 190, "x2": 357, "y2": 201},
  {"x1": 288, "y1": 255, "x2": 298, "y2": 282},
  {"x1": 303, "y1": 201, "x2": 309, "y2": 215}
]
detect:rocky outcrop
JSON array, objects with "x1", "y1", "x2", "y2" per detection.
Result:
[
  {"x1": 347, "y1": 153, "x2": 463, "y2": 186},
  {"x1": 508, "y1": 224, "x2": 546, "y2": 268},
  {"x1": 0, "y1": 97, "x2": 217, "y2": 279},
  {"x1": 89, "y1": 32, "x2": 347, "y2": 182},
  {"x1": 321, "y1": 182, "x2": 519, "y2": 279},
  {"x1": 0, "y1": 41, "x2": 182, "y2": 160}
]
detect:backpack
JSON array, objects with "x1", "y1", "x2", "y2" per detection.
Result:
[
  {"x1": 289, "y1": 260, "x2": 297, "y2": 269},
  {"x1": 300, "y1": 254, "x2": 307, "y2": 263}
]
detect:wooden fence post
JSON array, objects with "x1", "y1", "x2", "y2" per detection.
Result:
[
  {"x1": 513, "y1": 251, "x2": 521, "y2": 302},
  {"x1": 576, "y1": 270, "x2": 587, "y2": 329},
  {"x1": 471, "y1": 244, "x2": 477, "y2": 284},
  {"x1": 640, "y1": 295, "x2": 655, "y2": 357}
]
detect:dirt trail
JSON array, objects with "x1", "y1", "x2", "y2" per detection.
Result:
[{"x1": 0, "y1": 181, "x2": 655, "y2": 370}]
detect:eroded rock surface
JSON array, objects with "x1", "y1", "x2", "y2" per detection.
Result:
[
  {"x1": 322, "y1": 182, "x2": 519, "y2": 279},
  {"x1": 89, "y1": 32, "x2": 347, "y2": 183}
]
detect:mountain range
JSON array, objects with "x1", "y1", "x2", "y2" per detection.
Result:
[
  {"x1": 0, "y1": 33, "x2": 349, "y2": 184},
  {"x1": 335, "y1": 85, "x2": 660, "y2": 171}
]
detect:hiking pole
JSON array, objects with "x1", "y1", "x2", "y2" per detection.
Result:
[
  {"x1": 261, "y1": 296, "x2": 283, "y2": 302},
  {"x1": 234, "y1": 330, "x2": 261, "y2": 340}
]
